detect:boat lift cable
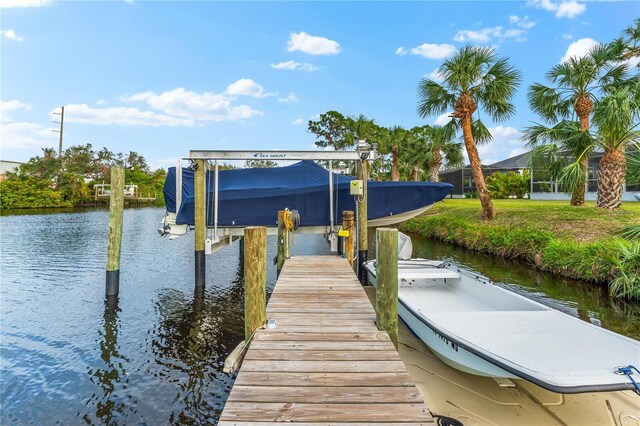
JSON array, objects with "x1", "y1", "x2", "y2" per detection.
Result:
[{"x1": 615, "y1": 365, "x2": 640, "y2": 394}]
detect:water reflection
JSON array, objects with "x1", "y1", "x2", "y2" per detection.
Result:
[
  {"x1": 149, "y1": 263, "x2": 245, "y2": 424},
  {"x1": 83, "y1": 296, "x2": 133, "y2": 425}
]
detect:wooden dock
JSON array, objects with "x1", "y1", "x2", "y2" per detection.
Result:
[{"x1": 219, "y1": 255, "x2": 433, "y2": 425}]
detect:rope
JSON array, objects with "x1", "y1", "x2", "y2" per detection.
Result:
[
  {"x1": 283, "y1": 209, "x2": 300, "y2": 231},
  {"x1": 615, "y1": 365, "x2": 640, "y2": 394}
]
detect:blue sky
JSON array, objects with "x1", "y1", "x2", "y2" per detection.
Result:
[{"x1": 1, "y1": 0, "x2": 638, "y2": 169}]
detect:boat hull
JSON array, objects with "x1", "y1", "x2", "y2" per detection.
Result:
[
  {"x1": 364, "y1": 259, "x2": 640, "y2": 394},
  {"x1": 365, "y1": 262, "x2": 515, "y2": 378},
  {"x1": 163, "y1": 161, "x2": 453, "y2": 227}
]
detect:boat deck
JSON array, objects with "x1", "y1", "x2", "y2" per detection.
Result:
[{"x1": 219, "y1": 255, "x2": 433, "y2": 425}]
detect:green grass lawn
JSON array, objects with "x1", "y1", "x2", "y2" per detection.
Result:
[
  {"x1": 399, "y1": 198, "x2": 640, "y2": 290},
  {"x1": 425, "y1": 199, "x2": 639, "y2": 243}
]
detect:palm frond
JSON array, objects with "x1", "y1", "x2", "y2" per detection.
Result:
[
  {"x1": 620, "y1": 225, "x2": 640, "y2": 241},
  {"x1": 441, "y1": 141, "x2": 464, "y2": 168},
  {"x1": 417, "y1": 79, "x2": 456, "y2": 118},
  {"x1": 478, "y1": 57, "x2": 522, "y2": 122},
  {"x1": 558, "y1": 160, "x2": 587, "y2": 192},
  {"x1": 593, "y1": 87, "x2": 640, "y2": 150},
  {"x1": 472, "y1": 119, "x2": 493, "y2": 144},
  {"x1": 441, "y1": 45, "x2": 495, "y2": 92},
  {"x1": 527, "y1": 83, "x2": 571, "y2": 122}
]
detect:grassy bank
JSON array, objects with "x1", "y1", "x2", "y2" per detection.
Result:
[{"x1": 399, "y1": 199, "x2": 639, "y2": 290}]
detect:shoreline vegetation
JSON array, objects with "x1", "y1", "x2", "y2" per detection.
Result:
[{"x1": 399, "y1": 199, "x2": 640, "y2": 298}]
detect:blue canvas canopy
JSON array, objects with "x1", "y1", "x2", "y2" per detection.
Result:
[{"x1": 164, "y1": 161, "x2": 453, "y2": 227}]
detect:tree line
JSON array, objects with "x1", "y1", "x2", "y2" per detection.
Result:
[
  {"x1": 0, "y1": 144, "x2": 166, "y2": 209},
  {"x1": 308, "y1": 19, "x2": 640, "y2": 219}
]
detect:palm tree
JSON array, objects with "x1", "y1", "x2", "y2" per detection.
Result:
[
  {"x1": 381, "y1": 126, "x2": 410, "y2": 182},
  {"x1": 527, "y1": 43, "x2": 628, "y2": 205},
  {"x1": 418, "y1": 46, "x2": 521, "y2": 219},
  {"x1": 522, "y1": 120, "x2": 593, "y2": 198},
  {"x1": 421, "y1": 124, "x2": 463, "y2": 182},
  {"x1": 592, "y1": 86, "x2": 640, "y2": 209},
  {"x1": 525, "y1": 86, "x2": 639, "y2": 210}
]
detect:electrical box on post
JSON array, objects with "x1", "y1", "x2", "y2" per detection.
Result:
[{"x1": 350, "y1": 180, "x2": 363, "y2": 196}]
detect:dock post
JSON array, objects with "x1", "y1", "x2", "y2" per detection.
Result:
[
  {"x1": 357, "y1": 160, "x2": 369, "y2": 283},
  {"x1": 376, "y1": 227, "x2": 398, "y2": 348},
  {"x1": 276, "y1": 210, "x2": 285, "y2": 277},
  {"x1": 343, "y1": 210, "x2": 355, "y2": 268},
  {"x1": 106, "y1": 166, "x2": 125, "y2": 297},
  {"x1": 244, "y1": 226, "x2": 266, "y2": 341},
  {"x1": 194, "y1": 159, "x2": 206, "y2": 288}
]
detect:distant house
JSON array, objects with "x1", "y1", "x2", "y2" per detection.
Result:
[
  {"x1": 439, "y1": 152, "x2": 531, "y2": 197},
  {"x1": 439, "y1": 151, "x2": 639, "y2": 201},
  {"x1": 0, "y1": 160, "x2": 22, "y2": 182}
]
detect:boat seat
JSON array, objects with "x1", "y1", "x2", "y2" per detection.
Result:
[{"x1": 400, "y1": 270, "x2": 461, "y2": 281}]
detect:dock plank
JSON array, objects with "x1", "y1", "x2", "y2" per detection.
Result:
[
  {"x1": 220, "y1": 256, "x2": 432, "y2": 424},
  {"x1": 233, "y1": 371, "x2": 417, "y2": 387},
  {"x1": 227, "y1": 385, "x2": 423, "y2": 403},
  {"x1": 220, "y1": 403, "x2": 431, "y2": 422}
]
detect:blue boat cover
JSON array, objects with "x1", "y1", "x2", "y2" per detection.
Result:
[{"x1": 164, "y1": 161, "x2": 453, "y2": 227}]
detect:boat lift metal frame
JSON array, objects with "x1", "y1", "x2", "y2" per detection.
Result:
[{"x1": 181, "y1": 146, "x2": 376, "y2": 253}]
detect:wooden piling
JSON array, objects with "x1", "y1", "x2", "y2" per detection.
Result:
[
  {"x1": 342, "y1": 210, "x2": 355, "y2": 268},
  {"x1": 375, "y1": 227, "x2": 398, "y2": 349},
  {"x1": 244, "y1": 226, "x2": 267, "y2": 341},
  {"x1": 357, "y1": 160, "x2": 369, "y2": 283},
  {"x1": 106, "y1": 166, "x2": 125, "y2": 296},
  {"x1": 276, "y1": 210, "x2": 285, "y2": 277},
  {"x1": 194, "y1": 159, "x2": 206, "y2": 288}
]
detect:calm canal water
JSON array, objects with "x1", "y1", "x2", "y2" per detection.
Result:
[{"x1": 1, "y1": 207, "x2": 638, "y2": 424}]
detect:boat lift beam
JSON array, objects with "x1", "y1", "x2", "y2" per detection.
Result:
[{"x1": 188, "y1": 149, "x2": 376, "y2": 161}]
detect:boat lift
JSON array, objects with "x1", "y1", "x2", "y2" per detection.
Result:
[{"x1": 175, "y1": 143, "x2": 376, "y2": 254}]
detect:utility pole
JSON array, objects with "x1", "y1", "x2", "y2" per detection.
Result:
[{"x1": 52, "y1": 106, "x2": 65, "y2": 158}]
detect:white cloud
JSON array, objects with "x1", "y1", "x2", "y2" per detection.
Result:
[
  {"x1": 292, "y1": 118, "x2": 305, "y2": 125},
  {"x1": 63, "y1": 104, "x2": 197, "y2": 127},
  {"x1": 527, "y1": 0, "x2": 586, "y2": 19},
  {"x1": 460, "y1": 125, "x2": 524, "y2": 165},
  {"x1": 454, "y1": 26, "x2": 526, "y2": 43},
  {"x1": 225, "y1": 78, "x2": 275, "y2": 98},
  {"x1": 1, "y1": 29, "x2": 23, "y2": 41},
  {"x1": 95, "y1": 99, "x2": 108, "y2": 105},
  {"x1": 287, "y1": 32, "x2": 340, "y2": 55},
  {"x1": 454, "y1": 15, "x2": 535, "y2": 44},
  {"x1": 396, "y1": 43, "x2": 456, "y2": 59},
  {"x1": 278, "y1": 92, "x2": 298, "y2": 103},
  {"x1": 426, "y1": 68, "x2": 445, "y2": 82},
  {"x1": 0, "y1": 122, "x2": 56, "y2": 149},
  {"x1": 515, "y1": 16, "x2": 536, "y2": 30},
  {"x1": 433, "y1": 113, "x2": 452, "y2": 126},
  {"x1": 560, "y1": 37, "x2": 598, "y2": 63},
  {"x1": 271, "y1": 60, "x2": 318, "y2": 71},
  {"x1": 0, "y1": 0, "x2": 50, "y2": 7},
  {"x1": 562, "y1": 33, "x2": 573, "y2": 40},
  {"x1": 121, "y1": 87, "x2": 263, "y2": 122},
  {"x1": 0, "y1": 99, "x2": 32, "y2": 122},
  {"x1": 490, "y1": 125, "x2": 521, "y2": 141},
  {"x1": 556, "y1": 1, "x2": 586, "y2": 18}
]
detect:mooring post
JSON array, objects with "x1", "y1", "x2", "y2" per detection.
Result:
[
  {"x1": 194, "y1": 159, "x2": 206, "y2": 288},
  {"x1": 357, "y1": 160, "x2": 369, "y2": 284},
  {"x1": 343, "y1": 210, "x2": 355, "y2": 268},
  {"x1": 244, "y1": 226, "x2": 267, "y2": 341},
  {"x1": 276, "y1": 210, "x2": 285, "y2": 277},
  {"x1": 376, "y1": 227, "x2": 398, "y2": 348},
  {"x1": 106, "y1": 166, "x2": 125, "y2": 297}
]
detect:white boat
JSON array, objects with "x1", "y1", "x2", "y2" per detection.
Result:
[{"x1": 364, "y1": 236, "x2": 640, "y2": 394}]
